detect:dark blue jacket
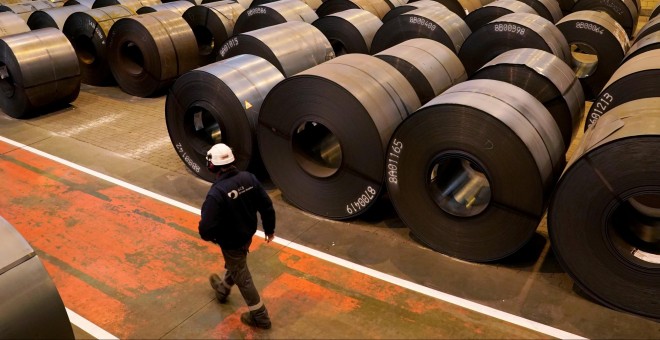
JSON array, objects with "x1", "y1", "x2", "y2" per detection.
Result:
[{"x1": 198, "y1": 168, "x2": 275, "y2": 249}]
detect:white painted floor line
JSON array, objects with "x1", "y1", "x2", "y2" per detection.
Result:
[
  {"x1": 2, "y1": 136, "x2": 587, "y2": 340},
  {"x1": 66, "y1": 308, "x2": 119, "y2": 340}
]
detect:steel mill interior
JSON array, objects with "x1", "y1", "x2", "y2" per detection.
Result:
[{"x1": 0, "y1": 0, "x2": 659, "y2": 338}]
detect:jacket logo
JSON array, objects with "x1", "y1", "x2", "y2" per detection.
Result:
[{"x1": 228, "y1": 190, "x2": 239, "y2": 199}]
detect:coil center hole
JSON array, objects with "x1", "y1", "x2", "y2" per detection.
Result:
[
  {"x1": 192, "y1": 26, "x2": 215, "y2": 56},
  {"x1": 428, "y1": 154, "x2": 491, "y2": 217},
  {"x1": 329, "y1": 39, "x2": 347, "y2": 56},
  {"x1": 0, "y1": 63, "x2": 14, "y2": 98},
  {"x1": 185, "y1": 106, "x2": 223, "y2": 154},
  {"x1": 73, "y1": 35, "x2": 97, "y2": 65},
  {"x1": 611, "y1": 193, "x2": 660, "y2": 265},
  {"x1": 121, "y1": 41, "x2": 145, "y2": 75},
  {"x1": 570, "y1": 42, "x2": 598, "y2": 78},
  {"x1": 292, "y1": 121, "x2": 342, "y2": 178}
]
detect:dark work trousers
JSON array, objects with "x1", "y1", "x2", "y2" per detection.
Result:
[{"x1": 218, "y1": 239, "x2": 270, "y2": 323}]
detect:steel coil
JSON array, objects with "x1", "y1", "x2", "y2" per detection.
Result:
[
  {"x1": 463, "y1": 0, "x2": 536, "y2": 32},
  {"x1": 0, "y1": 12, "x2": 30, "y2": 37},
  {"x1": 472, "y1": 48, "x2": 584, "y2": 149},
  {"x1": 556, "y1": 10, "x2": 629, "y2": 100},
  {"x1": 458, "y1": 13, "x2": 570, "y2": 75},
  {"x1": 381, "y1": 0, "x2": 446, "y2": 22},
  {"x1": 584, "y1": 49, "x2": 660, "y2": 130},
  {"x1": 106, "y1": 11, "x2": 199, "y2": 97},
  {"x1": 633, "y1": 15, "x2": 660, "y2": 44},
  {"x1": 570, "y1": 0, "x2": 638, "y2": 38},
  {"x1": 515, "y1": 0, "x2": 561, "y2": 22},
  {"x1": 93, "y1": 0, "x2": 161, "y2": 13},
  {"x1": 165, "y1": 55, "x2": 284, "y2": 181},
  {"x1": 386, "y1": 79, "x2": 563, "y2": 262},
  {"x1": 311, "y1": 9, "x2": 382, "y2": 55},
  {"x1": 182, "y1": 0, "x2": 245, "y2": 65},
  {"x1": 0, "y1": 4, "x2": 37, "y2": 20},
  {"x1": 375, "y1": 38, "x2": 466, "y2": 104},
  {"x1": 136, "y1": 0, "x2": 192, "y2": 14},
  {"x1": 62, "y1": 5, "x2": 134, "y2": 85},
  {"x1": 233, "y1": 0, "x2": 317, "y2": 33},
  {"x1": 27, "y1": 5, "x2": 87, "y2": 29},
  {"x1": 622, "y1": 31, "x2": 660, "y2": 64},
  {"x1": 652, "y1": 3, "x2": 659, "y2": 19},
  {"x1": 64, "y1": 0, "x2": 95, "y2": 7},
  {"x1": 548, "y1": 97, "x2": 660, "y2": 320},
  {"x1": 258, "y1": 54, "x2": 420, "y2": 219},
  {"x1": 202, "y1": 0, "x2": 251, "y2": 7},
  {"x1": 408, "y1": 0, "x2": 482, "y2": 18},
  {"x1": 0, "y1": 28, "x2": 80, "y2": 118},
  {"x1": 0, "y1": 216, "x2": 74, "y2": 339},
  {"x1": 370, "y1": 6, "x2": 471, "y2": 54},
  {"x1": 316, "y1": 0, "x2": 393, "y2": 19},
  {"x1": 250, "y1": 0, "x2": 322, "y2": 9},
  {"x1": 218, "y1": 21, "x2": 334, "y2": 76}
]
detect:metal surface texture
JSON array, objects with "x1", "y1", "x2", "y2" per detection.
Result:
[
  {"x1": 136, "y1": 0, "x2": 193, "y2": 14},
  {"x1": 375, "y1": 38, "x2": 467, "y2": 104},
  {"x1": 165, "y1": 54, "x2": 284, "y2": 181},
  {"x1": 381, "y1": 0, "x2": 446, "y2": 22},
  {"x1": 106, "y1": 10, "x2": 199, "y2": 97},
  {"x1": 311, "y1": 8, "x2": 382, "y2": 55},
  {"x1": 584, "y1": 49, "x2": 660, "y2": 130},
  {"x1": 27, "y1": 4, "x2": 87, "y2": 29},
  {"x1": 570, "y1": 0, "x2": 638, "y2": 37},
  {"x1": 250, "y1": 0, "x2": 322, "y2": 9},
  {"x1": 62, "y1": 5, "x2": 134, "y2": 85},
  {"x1": 385, "y1": 79, "x2": 560, "y2": 262},
  {"x1": 463, "y1": 0, "x2": 536, "y2": 31},
  {"x1": 515, "y1": 0, "x2": 561, "y2": 22},
  {"x1": 233, "y1": 0, "x2": 318, "y2": 33},
  {"x1": 472, "y1": 48, "x2": 584, "y2": 148},
  {"x1": 556, "y1": 10, "x2": 629, "y2": 100},
  {"x1": 0, "y1": 12, "x2": 30, "y2": 37},
  {"x1": 258, "y1": 53, "x2": 420, "y2": 219},
  {"x1": 652, "y1": 2, "x2": 659, "y2": 19},
  {"x1": 408, "y1": 0, "x2": 483, "y2": 18},
  {"x1": 633, "y1": 15, "x2": 660, "y2": 44},
  {"x1": 0, "y1": 28, "x2": 80, "y2": 118},
  {"x1": 93, "y1": 0, "x2": 161, "y2": 13},
  {"x1": 370, "y1": 5, "x2": 471, "y2": 54},
  {"x1": 549, "y1": 97, "x2": 660, "y2": 320},
  {"x1": 0, "y1": 3, "x2": 38, "y2": 20},
  {"x1": 459, "y1": 12, "x2": 570, "y2": 75},
  {"x1": 182, "y1": 0, "x2": 245, "y2": 65},
  {"x1": 218, "y1": 21, "x2": 334, "y2": 77},
  {"x1": 316, "y1": 0, "x2": 393, "y2": 19},
  {"x1": 0, "y1": 216, "x2": 74, "y2": 339},
  {"x1": 63, "y1": 0, "x2": 95, "y2": 7},
  {"x1": 623, "y1": 30, "x2": 660, "y2": 63}
]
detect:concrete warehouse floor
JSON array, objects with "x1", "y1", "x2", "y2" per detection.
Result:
[{"x1": 1, "y1": 15, "x2": 659, "y2": 340}]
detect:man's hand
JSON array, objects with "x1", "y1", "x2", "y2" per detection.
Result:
[{"x1": 265, "y1": 234, "x2": 275, "y2": 243}]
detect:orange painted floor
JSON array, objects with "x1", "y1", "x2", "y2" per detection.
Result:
[{"x1": 0, "y1": 140, "x2": 548, "y2": 339}]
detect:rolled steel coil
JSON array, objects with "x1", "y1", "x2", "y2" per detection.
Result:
[
  {"x1": 202, "y1": 0, "x2": 251, "y2": 8},
  {"x1": 584, "y1": 49, "x2": 660, "y2": 130},
  {"x1": 633, "y1": 15, "x2": 660, "y2": 44},
  {"x1": 0, "y1": 28, "x2": 80, "y2": 118},
  {"x1": 311, "y1": 8, "x2": 382, "y2": 55},
  {"x1": 556, "y1": 11, "x2": 629, "y2": 100},
  {"x1": 548, "y1": 97, "x2": 660, "y2": 320},
  {"x1": 136, "y1": 0, "x2": 192, "y2": 14},
  {"x1": 370, "y1": 6, "x2": 471, "y2": 54},
  {"x1": 570, "y1": 0, "x2": 638, "y2": 38},
  {"x1": 64, "y1": 0, "x2": 95, "y2": 7},
  {"x1": 0, "y1": 12, "x2": 30, "y2": 37},
  {"x1": 93, "y1": 0, "x2": 161, "y2": 13},
  {"x1": 0, "y1": 4, "x2": 36, "y2": 20},
  {"x1": 458, "y1": 13, "x2": 570, "y2": 75},
  {"x1": 218, "y1": 21, "x2": 334, "y2": 77},
  {"x1": 233, "y1": 0, "x2": 317, "y2": 33},
  {"x1": 515, "y1": 0, "x2": 561, "y2": 22},
  {"x1": 652, "y1": 2, "x2": 659, "y2": 19},
  {"x1": 0, "y1": 216, "x2": 74, "y2": 339},
  {"x1": 165, "y1": 55, "x2": 284, "y2": 181},
  {"x1": 386, "y1": 79, "x2": 563, "y2": 262},
  {"x1": 374, "y1": 38, "x2": 466, "y2": 104},
  {"x1": 472, "y1": 48, "x2": 583, "y2": 149},
  {"x1": 62, "y1": 5, "x2": 134, "y2": 85},
  {"x1": 623, "y1": 31, "x2": 660, "y2": 64},
  {"x1": 182, "y1": 0, "x2": 245, "y2": 65},
  {"x1": 258, "y1": 54, "x2": 421, "y2": 219},
  {"x1": 106, "y1": 11, "x2": 198, "y2": 97},
  {"x1": 382, "y1": 0, "x2": 447, "y2": 22},
  {"x1": 26, "y1": 1, "x2": 59, "y2": 10},
  {"x1": 408, "y1": 0, "x2": 482, "y2": 19},
  {"x1": 250, "y1": 0, "x2": 322, "y2": 9},
  {"x1": 316, "y1": 0, "x2": 393, "y2": 19},
  {"x1": 463, "y1": 0, "x2": 536, "y2": 32},
  {"x1": 27, "y1": 5, "x2": 87, "y2": 29}
]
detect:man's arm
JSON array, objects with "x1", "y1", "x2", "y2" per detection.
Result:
[{"x1": 198, "y1": 195, "x2": 222, "y2": 242}]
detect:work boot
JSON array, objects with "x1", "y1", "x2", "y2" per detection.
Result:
[
  {"x1": 209, "y1": 274, "x2": 229, "y2": 303},
  {"x1": 240, "y1": 311, "x2": 272, "y2": 329}
]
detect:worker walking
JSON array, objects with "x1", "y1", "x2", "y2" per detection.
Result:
[{"x1": 198, "y1": 143, "x2": 275, "y2": 330}]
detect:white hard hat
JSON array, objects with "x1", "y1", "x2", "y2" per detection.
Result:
[{"x1": 206, "y1": 143, "x2": 235, "y2": 166}]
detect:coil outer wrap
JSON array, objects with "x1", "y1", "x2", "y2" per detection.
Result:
[
  {"x1": 632, "y1": 16, "x2": 660, "y2": 45},
  {"x1": 463, "y1": 0, "x2": 536, "y2": 31},
  {"x1": 549, "y1": 97, "x2": 660, "y2": 320},
  {"x1": 570, "y1": 0, "x2": 638, "y2": 37},
  {"x1": 258, "y1": 54, "x2": 420, "y2": 219},
  {"x1": 316, "y1": 0, "x2": 393, "y2": 19},
  {"x1": 136, "y1": 0, "x2": 193, "y2": 14},
  {"x1": 312, "y1": 8, "x2": 382, "y2": 55},
  {"x1": 233, "y1": 0, "x2": 318, "y2": 33},
  {"x1": 0, "y1": 12, "x2": 30, "y2": 37},
  {"x1": 27, "y1": 5, "x2": 88, "y2": 29},
  {"x1": 408, "y1": 0, "x2": 482, "y2": 18}
]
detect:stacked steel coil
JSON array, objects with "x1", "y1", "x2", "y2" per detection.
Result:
[
  {"x1": 515, "y1": 0, "x2": 561, "y2": 22},
  {"x1": 381, "y1": 0, "x2": 446, "y2": 22},
  {"x1": 463, "y1": 0, "x2": 536, "y2": 31},
  {"x1": 0, "y1": 12, "x2": 31, "y2": 36},
  {"x1": 93, "y1": 0, "x2": 161, "y2": 13},
  {"x1": 316, "y1": 0, "x2": 394, "y2": 19},
  {"x1": 311, "y1": 8, "x2": 382, "y2": 55},
  {"x1": 233, "y1": 0, "x2": 318, "y2": 33},
  {"x1": 136, "y1": 0, "x2": 192, "y2": 14},
  {"x1": 570, "y1": 0, "x2": 637, "y2": 37},
  {"x1": 407, "y1": 0, "x2": 482, "y2": 19},
  {"x1": 26, "y1": 4, "x2": 87, "y2": 29}
]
